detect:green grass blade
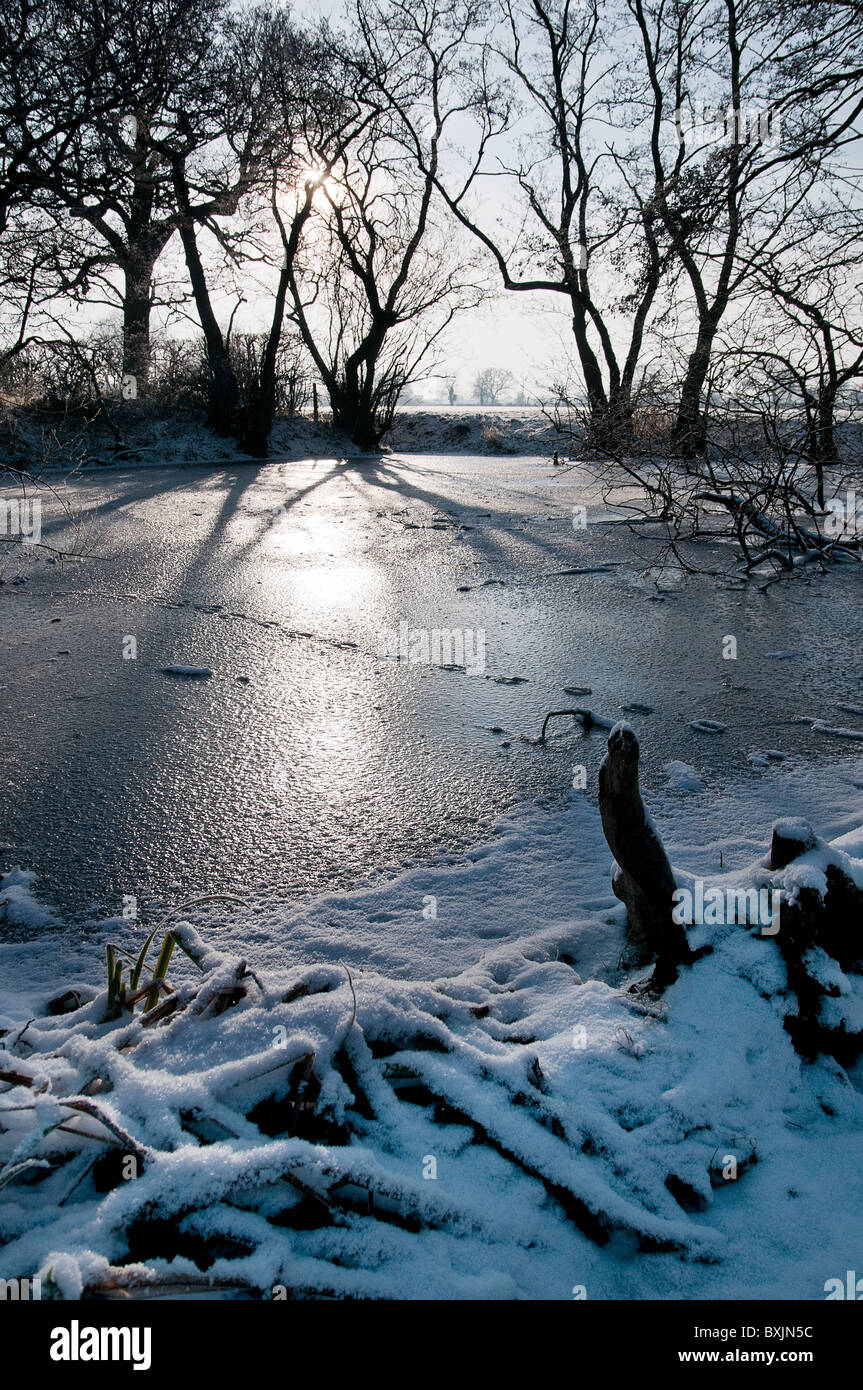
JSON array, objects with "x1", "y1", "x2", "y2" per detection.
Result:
[
  {"x1": 130, "y1": 926, "x2": 162, "y2": 992},
  {"x1": 143, "y1": 932, "x2": 176, "y2": 1011}
]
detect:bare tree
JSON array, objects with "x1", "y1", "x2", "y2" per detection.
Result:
[
  {"x1": 628, "y1": 0, "x2": 863, "y2": 449},
  {"x1": 287, "y1": 141, "x2": 480, "y2": 447},
  {"x1": 367, "y1": 0, "x2": 679, "y2": 443},
  {"x1": 473, "y1": 365, "x2": 511, "y2": 404},
  {"x1": 0, "y1": 1, "x2": 125, "y2": 375},
  {"x1": 20, "y1": 0, "x2": 247, "y2": 390},
  {"x1": 746, "y1": 202, "x2": 863, "y2": 507},
  {"x1": 230, "y1": 19, "x2": 374, "y2": 455},
  {"x1": 166, "y1": 4, "x2": 323, "y2": 438},
  {"x1": 248, "y1": 3, "x2": 486, "y2": 452}
]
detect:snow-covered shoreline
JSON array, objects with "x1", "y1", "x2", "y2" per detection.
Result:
[
  {"x1": 0, "y1": 403, "x2": 564, "y2": 473},
  {"x1": 2, "y1": 747, "x2": 862, "y2": 1301}
]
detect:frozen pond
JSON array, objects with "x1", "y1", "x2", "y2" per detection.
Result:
[{"x1": 1, "y1": 452, "x2": 861, "y2": 920}]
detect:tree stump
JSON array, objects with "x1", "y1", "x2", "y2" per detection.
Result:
[
  {"x1": 769, "y1": 818, "x2": 818, "y2": 871},
  {"x1": 598, "y1": 723, "x2": 693, "y2": 989},
  {"x1": 767, "y1": 817, "x2": 863, "y2": 1061}
]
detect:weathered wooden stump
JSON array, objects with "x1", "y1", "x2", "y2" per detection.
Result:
[
  {"x1": 767, "y1": 817, "x2": 863, "y2": 1061},
  {"x1": 769, "y1": 817, "x2": 818, "y2": 870},
  {"x1": 598, "y1": 723, "x2": 694, "y2": 989}
]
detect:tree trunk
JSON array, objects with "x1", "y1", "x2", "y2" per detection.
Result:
[
  {"x1": 240, "y1": 385, "x2": 275, "y2": 459},
  {"x1": 207, "y1": 353, "x2": 241, "y2": 439},
  {"x1": 674, "y1": 319, "x2": 719, "y2": 449},
  {"x1": 598, "y1": 724, "x2": 693, "y2": 989},
  {"x1": 239, "y1": 268, "x2": 290, "y2": 458},
  {"x1": 172, "y1": 158, "x2": 240, "y2": 438},
  {"x1": 814, "y1": 387, "x2": 839, "y2": 509},
  {"x1": 176, "y1": 221, "x2": 239, "y2": 437},
  {"x1": 330, "y1": 391, "x2": 381, "y2": 449},
  {"x1": 121, "y1": 247, "x2": 158, "y2": 391},
  {"x1": 327, "y1": 349, "x2": 386, "y2": 449},
  {"x1": 571, "y1": 299, "x2": 608, "y2": 421},
  {"x1": 590, "y1": 383, "x2": 635, "y2": 448}
]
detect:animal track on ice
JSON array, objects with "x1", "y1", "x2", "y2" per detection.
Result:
[{"x1": 747, "y1": 750, "x2": 788, "y2": 768}]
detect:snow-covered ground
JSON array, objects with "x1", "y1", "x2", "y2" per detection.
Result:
[
  {"x1": 387, "y1": 405, "x2": 562, "y2": 457},
  {"x1": 1, "y1": 754, "x2": 862, "y2": 1300},
  {"x1": 1, "y1": 449, "x2": 862, "y2": 1300},
  {"x1": 0, "y1": 402, "x2": 562, "y2": 473}
]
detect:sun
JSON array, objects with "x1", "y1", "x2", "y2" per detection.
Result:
[{"x1": 299, "y1": 165, "x2": 339, "y2": 202}]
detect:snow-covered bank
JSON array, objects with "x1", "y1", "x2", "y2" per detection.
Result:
[
  {"x1": 385, "y1": 406, "x2": 560, "y2": 457},
  {"x1": 2, "y1": 751, "x2": 862, "y2": 1301},
  {"x1": 0, "y1": 402, "x2": 356, "y2": 472},
  {"x1": 0, "y1": 403, "x2": 562, "y2": 473}
]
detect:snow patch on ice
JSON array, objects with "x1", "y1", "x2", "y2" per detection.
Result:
[
  {"x1": 663, "y1": 760, "x2": 706, "y2": 794},
  {"x1": 0, "y1": 868, "x2": 56, "y2": 929}
]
